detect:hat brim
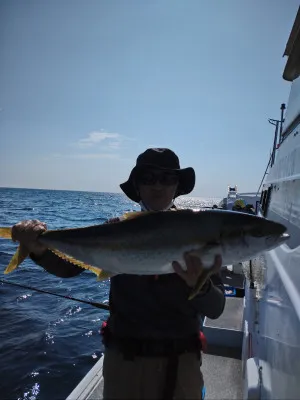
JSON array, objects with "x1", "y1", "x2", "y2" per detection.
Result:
[{"x1": 120, "y1": 164, "x2": 196, "y2": 203}]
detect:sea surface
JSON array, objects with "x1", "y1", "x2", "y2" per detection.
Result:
[{"x1": 0, "y1": 188, "x2": 221, "y2": 400}]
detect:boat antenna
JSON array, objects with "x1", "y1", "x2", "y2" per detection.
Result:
[
  {"x1": 256, "y1": 103, "x2": 286, "y2": 196},
  {"x1": 279, "y1": 103, "x2": 286, "y2": 142}
]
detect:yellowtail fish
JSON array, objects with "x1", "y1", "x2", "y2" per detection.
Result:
[{"x1": 0, "y1": 209, "x2": 289, "y2": 299}]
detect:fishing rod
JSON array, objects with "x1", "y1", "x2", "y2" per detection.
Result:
[{"x1": 0, "y1": 279, "x2": 110, "y2": 310}]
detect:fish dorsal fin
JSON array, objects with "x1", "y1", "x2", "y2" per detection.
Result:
[
  {"x1": 121, "y1": 209, "x2": 177, "y2": 221},
  {"x1": 49, "y1": 248, "x2": 113, "y2": 281},
  {"x1": 122, "y1": 211, "x2": 152, "y2": 220}
]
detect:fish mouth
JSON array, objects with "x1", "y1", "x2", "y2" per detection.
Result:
[
  {"x1": 281, "y1": 232, "x2": 290, "y2": 240},
  {"x1": 265, "y1": 232, "x2": 290, "y2": 247},
  {"x1": 278, "y1": 232, "x2": 290, "y2": 243}
]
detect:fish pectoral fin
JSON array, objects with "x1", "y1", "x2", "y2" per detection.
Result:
[
  {"x1": 0, "y1": 227, "x2": 12, "y2": 239},
  {"x1": 188, "y1": 275, "x2": 208, "y2": 300},
  {"x1": 4, "y1": 244, "x2": 29, "y2": 274},
  {"x1": 49, "y1": 248, "x2": 111, "y2": 280},
  {"x1": 188, "y1": 263, "x2": 221, "y2": 300}
]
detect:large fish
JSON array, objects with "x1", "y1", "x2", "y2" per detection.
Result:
[{"x1": 0, "y1": 209, "x2": 289, "y2": 299}]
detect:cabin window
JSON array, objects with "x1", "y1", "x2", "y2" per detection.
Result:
[
  {"x1": 260, "y1": 190, "x2": 267, "y2": 208},
  {"x1": 263, "y1": 187, "x2": 272, "y2": 217},
  {"x1": 260, "y1": 187, "x2": 272, "y2": 217}
]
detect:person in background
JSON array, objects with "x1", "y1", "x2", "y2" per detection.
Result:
[
  {"x1": 244, "y1": 203, "x2": 256, "y2": 215},
  {"x1": 232, "y1": 198, "x2": 246, "y2": 212},
  {"x1": 232, "y1": 199, "x2": 256, "y2": 215},
  {"x1": 11, "y1": 148, "x2": 226, "y2": 400}
]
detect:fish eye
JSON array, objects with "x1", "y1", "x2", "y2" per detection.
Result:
[
  {"x1": 251, "y1": 229, "x2": 265, "y2": 237},
  {"x1": 265, "y1": 235, "x2": 276, "y2": 245}
]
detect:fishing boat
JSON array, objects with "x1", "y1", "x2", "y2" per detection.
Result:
[
  {"x1": 227, "y1": 185, "x2": 238, "y2": 199},
  {"x1": 218, "y1": 191, "x2": 260, "y2": 211},
  {"x1": 252, "y1": 6, "x2": 300, "y2": 398},
  {"x1": 66, "y1": 7, "x2": 300, "y2": 400}
]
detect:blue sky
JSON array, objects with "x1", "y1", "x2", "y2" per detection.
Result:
[{"x1": 0, "y1": 0, "x2": 299, "y2": 197}]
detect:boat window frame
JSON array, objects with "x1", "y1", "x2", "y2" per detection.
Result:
[{"x1": 259, "y1": 185, "x2": 272, "y2": 217}]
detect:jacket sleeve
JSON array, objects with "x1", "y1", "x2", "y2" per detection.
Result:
[
  {"x1": 30, "y1": 250, "x2": 84, "y2": 278},
  {"x1": 191, "y1": 272, "x2": 226, "y2": 319}
]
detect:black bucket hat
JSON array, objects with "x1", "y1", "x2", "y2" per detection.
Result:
[{"x1": 120, "y1": 148, "x2": 196, "y2": 202}]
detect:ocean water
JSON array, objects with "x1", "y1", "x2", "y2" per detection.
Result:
[{"x1": 0, "y1": 188, "x2": 221, "y2": 400}]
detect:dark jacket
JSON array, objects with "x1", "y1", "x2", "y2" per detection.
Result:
[
  {"x1": 108, "y1": 273, "x2": 225, "y2": 339},
  {"x1": 30, "y1": 217, "x2": 225, "y2": 340}
]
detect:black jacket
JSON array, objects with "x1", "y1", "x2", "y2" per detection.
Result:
[{"x1": 108, "y1": 273, "x2": 225, "y2": 339}]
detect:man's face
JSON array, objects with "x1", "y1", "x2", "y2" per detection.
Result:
[{"x1": 136, "y1": 168, "x2": 179, "y2": 210}]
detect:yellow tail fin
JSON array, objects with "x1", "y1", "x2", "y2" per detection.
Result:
[
  {"x1": 0, "y1": 226, "x2": 113, "y2": 281},
  {"x1": 0, "y1": 227, "x2": 12, "y2": 239},
  {"x1": 4, "y1": 244, "x2": 29, "y2": 274},
  {"x1": 0, "y1": 228, "x2": 29, "y2": 274}
]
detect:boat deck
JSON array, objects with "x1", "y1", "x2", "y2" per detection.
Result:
[
  {"x1": 67, "y1": 352, "x2": 243, "y2": 400},
  {"x1": 202, "y1": 351, "x2": 243, "y2": 400},
  {"x1": 201, "y1": 295, "x2": 244, "y2": 399}
]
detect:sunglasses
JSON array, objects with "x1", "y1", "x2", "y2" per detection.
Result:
[{"x1": 137, "y1": 170, "x2": 179, "y2": 186}]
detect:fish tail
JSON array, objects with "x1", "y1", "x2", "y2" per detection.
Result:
[
  {"x1": 4, "y1": 244, "x2": 29, "y2": 274},
  {"x1": 0, "y1": 228, "x2": 29, "y2": 273},
  {"x1": 0, "y1": 227, "x2": 12, "y2": 239}
]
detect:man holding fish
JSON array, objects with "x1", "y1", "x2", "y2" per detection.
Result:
[{"x1": 1, "y1": 148, "x2": 288, "y2": 399}]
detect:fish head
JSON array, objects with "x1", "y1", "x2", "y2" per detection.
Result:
[
  {"x1": 196, "y1": 210, "x2": 290, "y2": 264},
  {"x1": 234, "y1": 215, "x2": 290, "y2": 258},
  {"x1": 264, "y1": 232, "x2": 290, "y2": 248},
  {"x1": 246, "y1": 215, "x2": 287, "y2": 241}
]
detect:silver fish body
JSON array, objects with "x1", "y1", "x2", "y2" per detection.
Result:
[{"x1": 38, "y1": 209, "x2": 289, "y2": 275}]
